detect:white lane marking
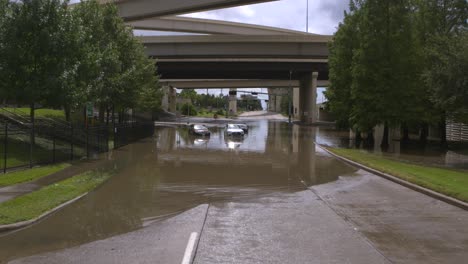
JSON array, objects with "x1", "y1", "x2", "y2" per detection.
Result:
[{"x1": 181, "y1": 232, "x2": 198, "y2": 264}]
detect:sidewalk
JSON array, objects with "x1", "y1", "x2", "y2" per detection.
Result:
[{"x1": 0, "y1": 161, "x2": 100, "y2": 203}]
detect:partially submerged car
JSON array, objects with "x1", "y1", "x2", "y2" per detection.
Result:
[
  {"x1": 188, "y1": 124, "x2": 211, "y2": 136},
  {"x1": 234, "y1": 123, "x2": 248, "y2": 133},
  {"x1": 225, "y1": 124, "x2": 244, "y2": 137}
]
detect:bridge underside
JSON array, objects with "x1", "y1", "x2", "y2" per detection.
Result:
[
  {"x1": 102, "y1": 0, "x2": 330, "y2": 124},
  {"x1": 159, "y1": 79, "x2": 330, "y2": 89},
  {"x1": 156, "y1": 61, "x2": 328, "y2": 81}
]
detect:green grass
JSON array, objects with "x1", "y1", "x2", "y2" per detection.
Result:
[
  {"x1": 0, "y1": 170, "x2": 111, "y2": 225},
  {"x1": 0, "y1": 163, "x2": 70, "y2": 187},
  {"x1": 327, "y1": 147, "x2": 468, "y2": 202},
  {"x1": 4, "y1": 107, "x2": 65, "y2": 120},
  {"x1": 196, "y1": 111, "x2": 225, "y2": 118},
  {"x1": 0, "y1": 136, "x2": 71, "y2": 168}
]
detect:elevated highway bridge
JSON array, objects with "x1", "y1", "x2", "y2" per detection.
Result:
[{"x1": 101, "y1": 0, "x2": 331, "y2": 123}]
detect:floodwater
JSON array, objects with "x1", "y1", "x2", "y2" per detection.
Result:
[
  {"x1": 315, "y1": 127, "x2": 468, "y2": 170},
  {"x1": 0, "y1": 120, "x2": 357, "y2": 262}
]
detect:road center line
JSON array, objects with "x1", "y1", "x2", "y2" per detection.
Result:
[{"x1": 181, "y1": 232, "x2": 198, "y2": 264}]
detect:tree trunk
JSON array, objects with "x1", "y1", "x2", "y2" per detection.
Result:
[
  {"x1": 355, "y1": 128, "x2": 362, "y2": 147},
  {"x1": 64, "y1": 105, "x2": 71, "y2": 122},
  {"x1": 439, "y1": 115, "x2": 447, "y2": 148},
  {"x1": 29, "y1": 103, "x2": 35, "y2": 168},
  {"x1": 381, "y1": 123, "x2": 389, "y2": 150},
  {"x1": 29, "y1": 104, "x2": 35, "y2": 144},
  {"x1": 364, "y1": 131, "x2": 374, "y2": 148},
  {"x1": 111, "y1": 105, "x2": 115, "y2": 124},
  {"x1": 99, "y1": 103, "x2": 105, "y2": 123},
  {"x1": 106, "y1": 107, "x2": 110, "y2": 126},
  {"x1": 402, "y1": 123, "x2": 410, "y2": 143},
  {"x1": 419, "y1": 123, "x2": 428, "y2": 144}
]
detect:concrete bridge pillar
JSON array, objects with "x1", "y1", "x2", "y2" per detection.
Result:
[
  {"x1": 293, "y1": 87, "x2": 300, "y2": 120},
  {"x1": 161, "y1": 85, "x2": 170, "y2": 112},
  {"x1": 228, "y1": 88, "x2": 237, "y2": 116},
  {"x1": 267, "y1": 88, "x2": 275, "y2": 112},
  {"x1": 169, "y1": 86, "x2": 177, "y2": 113},
  {"x1": 275, "y1": 94, "x2": 282, "y2": 113},
  {"x1": 299, "y1": 72, "x2": 318, "y2": 124}
]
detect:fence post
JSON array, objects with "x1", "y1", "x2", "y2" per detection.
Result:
[
  {"x1": 86, "y1": 125, "x2": 89, "y2": 159},
  {"x1": 29, "y1": 124, "x2": 33, "y2": 169},
  {"x1": 3, "y1": 122, "x2": 7, "y2": 173},
  {"x1": 70, "y1": 125, "x2": 74, "y2": 161},
  {"x1": 52, "y1": 125, "x2": 56, "y2": 163}
]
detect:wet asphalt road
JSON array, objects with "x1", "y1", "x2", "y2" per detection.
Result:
[{"x1": 1, "y1": 118, "x2": 468, "y2": 263}]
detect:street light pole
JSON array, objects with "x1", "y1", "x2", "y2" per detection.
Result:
[
  {"x1": 306, "y1": 0, "x2": 309, "y2": 33},
  {"x1": 288, "y1": 70, "x2": 292, "y2": 124}
]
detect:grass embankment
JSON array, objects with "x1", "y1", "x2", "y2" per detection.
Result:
[
  {"x1": 0, "y1": 170, "x2": 111, "y2": 225},
  {"x1": 4, "y1": 107, "x2": 65, "y2": 120},
  {"x1": 0, "y1": 163, "x2": 70, "y2": 187},
  {"x1": 0, "y1": 136, "x2": 71, "y2": 168},
  {"x1": 327, "y1": 148, "x2": 468, "y2": 202}
]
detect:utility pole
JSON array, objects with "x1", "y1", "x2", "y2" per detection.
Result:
[
  {"x1": 288, "y1": 70, "x2": 292, "y2": 124},
  {"x1": 306, "y1": 0, "x2": 309, "y2": 33}
]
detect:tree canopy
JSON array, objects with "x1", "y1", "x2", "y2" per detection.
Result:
[
  {"x1": 325, "y1": 0, "x2": 468, "y2": 145},
  {"x1": 0, "y1": 0, "x2": 161, "y2": 122}
]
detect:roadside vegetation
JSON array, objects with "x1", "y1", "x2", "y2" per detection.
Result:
[
  {"x1": 0, "y1": 170, "x2": 111, "y2": 225},
  {"x1": 325, "y1": 0, "x2": 467, "y2": 147},
  {"x1": 177, "y1": 89, "x2": 263, "y2": 117},
  {"x1": 3, "y1": 108, "x2": 65, "y2": 120},
  {"x1": 0, "y1": 163, "x2": 70, "y2": 187},
  {"x1": 0, "y1": 0, "x2": 162, "y2": 123},
  {"x1": 327, "y1": 147, "x2": 468, "y2": 202}
]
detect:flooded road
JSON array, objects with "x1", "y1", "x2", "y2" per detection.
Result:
[
  {"x1": 0, "y1": 120, "x2": 356, "y2": 262},
  {"x1": 315, "y1": 127, "x2": 468, "y2": 170}
]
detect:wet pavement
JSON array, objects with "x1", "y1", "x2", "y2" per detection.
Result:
[{"x1": 1, "y1": 118, "x2": 467, "y2": 263}]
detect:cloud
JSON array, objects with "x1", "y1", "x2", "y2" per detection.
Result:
[{"x1": 184, "y1": 0, "x2": 348, "y2": 35}]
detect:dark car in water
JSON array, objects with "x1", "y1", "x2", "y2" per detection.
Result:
[{"x1": 188, "y1": 124, "x2": 211, "y2": 136}]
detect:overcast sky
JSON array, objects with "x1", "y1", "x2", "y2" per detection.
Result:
[{"x1": 183, "y1": 0, "x2": 349, "y2": 35}]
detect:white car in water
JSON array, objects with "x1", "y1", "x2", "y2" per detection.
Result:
[
  {"x1": 234, "y1": 123, "x2": 248, "y2": 133},
  {"x1": 225, "y1": 124, "x2": 245, "y2": 137}
]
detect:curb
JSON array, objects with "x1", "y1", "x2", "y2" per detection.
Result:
[
  {"x1": 0, "y1": 192, "x2": 88, "y2": 232},
  {"x1": 317, "y1": 144, "x2": 468, "y2": 211}
]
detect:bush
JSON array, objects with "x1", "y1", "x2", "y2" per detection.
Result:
[
  {"x1": 181, "y1": 103, "x2": 197, "y2": 116},
  {"x1": 215, "y1": 109, "x2": 225, "y2": 116}
]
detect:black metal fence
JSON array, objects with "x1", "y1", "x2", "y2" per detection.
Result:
[{"x1": 0, "y1": 120, "x2": 154, "y2": 173}]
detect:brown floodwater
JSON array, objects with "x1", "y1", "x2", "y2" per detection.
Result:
[
  {"x1": 315, "y1": 127, "x2": 468, "y2": 170},
  {"x1": 0, "y1": 121, "x2": 357, "y2": 262}
]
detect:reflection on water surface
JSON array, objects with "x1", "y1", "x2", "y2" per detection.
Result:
[{"x1": 0, "y1": 121, "x2": 356, "y2": 262}]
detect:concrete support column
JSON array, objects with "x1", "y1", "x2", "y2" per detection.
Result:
[
  {"x1": 275, "y1": 94, "x2": 282, "y2": 113},
  {"x1": 299, "y1": 71, "x2": 318, "y2": 124},
  {"x1": 169, "y1": 87, "x2": 177, "y2": 113},
  {"x1": 267, "y1": 88, "x2": 274, "y2": 112},
  {"x1": 228, "y1": 88, "x2": 237, "y2": 115},
  {"x1": 293, "y1": 87, "x2": 300, "y2": 120},
  {"x1": 161, "y1": 85, "x2": 170, "y2": 111}
]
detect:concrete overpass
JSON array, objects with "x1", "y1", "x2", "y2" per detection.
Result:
[
  {"x1": 101, "y1": 0, "x2": 278, "y2": 21},
  {"x1": 100, "y1": 0, "x2": 331, "y2": 123},
  {"x1": 159, "y1": 79, "x2": 330, "y2": 89}
]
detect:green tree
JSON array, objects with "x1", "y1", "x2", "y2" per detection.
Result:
[
  {"x1": 424, "y1": 31, "x2": 468, "y2": 123},
  {"x1": 325, "y1": 0, "x2": 362, "y2": 129},
  {"x1": 136, "y1": 63, "x2": 162, "y2": 115},
  {"x1": 0, "y1": 0, "x2": 11, "y2": 100},
  {"x1": 415, "y1": 0, "x2": 468, "y2": 126},
  {"x1": 181, "y1": 103, "x2": 197, "y2": 116},
  {"x1": 351, "y1": 0, "x2": 420, "y2": 148},
  {"x1": 71, "y1": 0, "x2": 160, "y2": 123},
  {"x1": 2, "y1": 0, "x2": 69, "y2": 142}
]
